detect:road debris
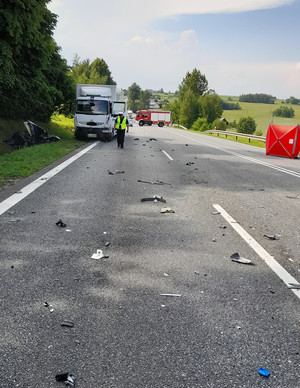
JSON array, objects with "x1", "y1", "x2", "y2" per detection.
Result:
[
  {"x1": 108, "y1": 169, "x2": 125, "y2": 175},
  {"x1": 186, "y1": 162, "x2": 195, "y2": 166},
  {"x1": 257, "y1": 368, "x2": 270, "y2": 378},
  {"x1": 134, "y1": 138, "x2": 140, "y2": 140},
  {"x1": 105, "y1": 242, "x2": 110, "y2": 247},
  {"x1": 286, "y1": 195, "x2": 298, "y2": 199},
  {"x1": 264, "y1": 234, "x2": 281, "y2": 240},
  {"x1": 55, "y1": 373, "x2": 75, "y2": 387},
  {"x1": 160, "y1": 207, "x2": 175, "y2": 214},
  {"x1": 163, "y1": 273, "x2": 170, "y2": 277},
  {"x1": 219, "y1": 225, "x2": 227, "y2": 229},
  {"x1": 160, "y1": 293, "x2": 181, "y2": 297},
  {"x1": 91, "y1": 249, "x2": 105, "y2": 260},
  {"x1": 137, "y1": 179, "x2": 171, "y2": 186},
  {"x1": 268, "y1": 285, "x2": 275, "y2": 294},
  {"x1": 230, "y1": 253, "x2": 254, "y2": 265},
  {"x1": 289, "y1": 283, "x2": 300, "y2": 289},
  {"x1": 61, "y1": 321, "x2": 74, "y2": 328},
  {"x1": 56, "y1": 219, "x2": 66, "y2": 227},
  {"x1": 44, "y1": 301, "x2": 54, "y2": 313},
  {"x1": 149, "y1": 138, "x2": 157, "y2": 141},
  {"x1": 141, "y1": 195, "x2": 167, "y2": 203},
  {"x1": 212, "y1": 211, "x2": 221, "y2": 215}
]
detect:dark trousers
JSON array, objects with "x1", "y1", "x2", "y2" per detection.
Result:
[{"x1": 117, "y1": 129, "x2": 125, "y2": 147}]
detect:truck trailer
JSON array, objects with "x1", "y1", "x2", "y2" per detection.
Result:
[
  {"x1": 74, "y1": 84, "x2": 127, "y2": 140},
  {"x1": 135, "y1": 110, "x2": 171, "y2": 127}
]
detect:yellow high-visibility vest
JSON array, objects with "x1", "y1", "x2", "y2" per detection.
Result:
[{"x1": 116, "y1": 116, "x2": 127, "y2": 130}]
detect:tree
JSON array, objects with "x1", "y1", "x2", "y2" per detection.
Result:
[
  {"x1": 127, "y1": 82, "x2": 141, "y2": 112},
  {"x1": 138, "y1": 90, "x2": 151, "y2": 110},
  {"x1": 178, "y1": 68, "x2": 208, "y2": 100},
  {"x1": 179, "y1": 89, "x2": 199, "y2": 128},
  {"x1": 237, "y1": 117, "x2": 257, "y2": 134},
  {"x1": 0, "y1": 0, "x2": 73, "y2": 120},
  {"x1": 199, "y1": 93, "x2": 223, "y2": 124},
  {"x1": 70, "y1": 56, "x2": 115, "y2": 85}
]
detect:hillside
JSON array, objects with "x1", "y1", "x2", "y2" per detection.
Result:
[{"x1": 221, "y1": 97, "x2": 300, "y2": 135}]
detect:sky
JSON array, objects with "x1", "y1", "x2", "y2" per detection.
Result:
[{"x1": 47, "y1": 0, "x2": 300, "y2": 99}]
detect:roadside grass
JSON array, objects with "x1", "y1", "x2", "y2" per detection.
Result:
[
  {"x1": 221, "y1": 97, "x2": 300, "y2": 135},
  {"x1": 204, "y1": 131, "x2": 266, "y2": 148},
  {"x1": 0, "y1": 114, "x2": 84, "y2": 187},
  {"x1": 172, "y1": 124, "x2": 266, "y2": 149}
]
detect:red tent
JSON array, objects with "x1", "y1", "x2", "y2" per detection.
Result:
[{"x1": 266, "y1": 124, "x2": 300, "y2": 158}]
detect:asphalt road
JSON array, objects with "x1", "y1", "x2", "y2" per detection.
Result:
[{"x1": 0, "y1": 124, "x2": 299, "y2": 388}]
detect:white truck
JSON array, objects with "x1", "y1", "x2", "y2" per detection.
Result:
[{"x1": 74, "y1": 84, "x2": 127, "y2": 140}]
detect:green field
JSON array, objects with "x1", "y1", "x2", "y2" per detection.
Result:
[{"x1": 221, "y1": 96, "x2": 300, "y2": 135}]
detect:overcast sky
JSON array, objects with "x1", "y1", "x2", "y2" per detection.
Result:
[{"x1": 47, "y1": 0, "x2": 300, "y2": 98}]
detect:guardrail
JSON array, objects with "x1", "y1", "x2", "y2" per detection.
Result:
[{"x1": 205, "y1": 130, "x2": 266, "y2": 143}]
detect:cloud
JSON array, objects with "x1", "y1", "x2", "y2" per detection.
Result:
[{"x1": 46, "y1": 0, "x2": 299, "y2": 97}]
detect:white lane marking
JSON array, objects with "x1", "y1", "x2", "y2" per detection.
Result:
[
  {"x1": 164, "y1": 128, "x2": 300, "y2": 179},
  {"x1": 162, "y1": 150, "x2": 174, "y2": 161},
  {"x1": 0, "y1": 142, "x2": 99, "y2": 216},
  {"x1": 213, "y1": 204, "x2": 300, "y2": 300}
]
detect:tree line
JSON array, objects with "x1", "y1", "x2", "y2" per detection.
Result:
[
  {"x1": 0, "y1": 1, "x2": 272, "y2": 135},
  {"x1": 0, "y1": 1, "x2": 116, "y2": 121}
]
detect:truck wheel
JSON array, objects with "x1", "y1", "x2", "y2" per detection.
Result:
[
  {"x1": 158, "y1": 122, "x2": 164, "y2": 127},
  {"x1": 139, "y1": 120, "x2": 144, "y2": 126}
]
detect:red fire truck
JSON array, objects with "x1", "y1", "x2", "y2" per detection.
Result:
[{"x1": 135, "y1": 110, "x2": 171, "y2": 127}]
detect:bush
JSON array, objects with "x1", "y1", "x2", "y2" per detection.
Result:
[
  {"x1": 191, "y1": 117, "x2": 209, "y2": 132},
  {"x1": 273, "y1": 106, "x2": 295, "y2": 118},
  {"x1": 237, "y1": 117, "x2": 256, "y2": 134},
  {"x1": 212, "y1": 119, "x2": 226, "y2": 131},
  {"x1": 254, "y1": 130, "x2": 263, "y2": 136}
]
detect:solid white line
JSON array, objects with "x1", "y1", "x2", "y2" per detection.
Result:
[
  {"x1": 0, "y1": 142, "x2": 99, "y2": 216},
  {"x1": 213, "y1": 204, "x2": 300, "y2": 300},
  {"x1": 162, "y1": 150, "x2": 174, "y2": 161},
  {"x1": 164, "y1": 128, "x2": 300, "y2": 179}
]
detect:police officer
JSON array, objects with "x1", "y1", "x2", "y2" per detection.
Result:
[{"x1": 114, "y1": 111, "x2": 129, "y2": 148}]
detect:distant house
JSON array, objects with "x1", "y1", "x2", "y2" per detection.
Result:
[
  {"x1": 149, "y1": 100, "x2": 161, "y2": 109},
  {"x1": 220, "y1": 117, "x2": 229, "y2": 125}
]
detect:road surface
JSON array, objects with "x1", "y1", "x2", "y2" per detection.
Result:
[{"x1": 0, "y1": 124, "x2": 299, "y2": 387}]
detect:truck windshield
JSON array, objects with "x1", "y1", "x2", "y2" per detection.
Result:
[{"x1": 76, "y1": 100, "x2": 108, "y2": 115}]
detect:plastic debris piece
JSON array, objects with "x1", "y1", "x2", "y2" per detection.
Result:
[
  {"x1": 44, "y1": 301, "x2": 54, "y2": 313},
  {"x1": 230, "y1": 253, "x2": 254, "y2": 265},
  {"x1": 141, "y1": 196, "x2": 167, "y2": 203},
  {"x1": 61, "y1": 321, "x2": 74, "y2": 328},
  {"x1": 134, "y1": 138, "x2": 139, "y2": 140},
  {"x1": 160, "y1": 207, "x2": 175, "y2": 213},
  {"x1": 160, "y1": 293, "x2": 181, "y2": 297},
  {"x1": 289, "y1": 283, "x2": 300, "y2": 289},
  {"x1": 108, "y1": 170, "x2": 125, "y2": 175},
  {"x1": 264, "y1": 234, "x2": 281, "y2": 240},
  {"x1": 56, "y1": 219, "x2": 66, "y2": 227},
  {"x1": 55, "y1": 373, "x2": 75, "y2": 386},
  {"x1": 212, "y1": 211, "x2": 220, "y2": 215},
  {"x1": 258, "y1": 368, "x2": 270, "y2": 378},
  {"x1": 194, "y1": 271, "x2": 200, "y2": 275},
  {"x1": 219, "y1": 225, "x2": 227, "y2": 229},
  {"x1": 268, "y1": 285, "x2": 275, "y2": 294},
  {"x1": 137, "y1": 179, "x2": 171, "y2": 186},
  {"x1": 91, "y1": 249, "x2": 104, "y2": 260},
  {"x1": 66, "y1": 229, "x2": 72, "y2": 232},
  {"x1": 163, "y1": 273, "x2": 170, "y2": 277},
  {"x1": 105, "y1": 242, "x2": 110, "y2": 247}
]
